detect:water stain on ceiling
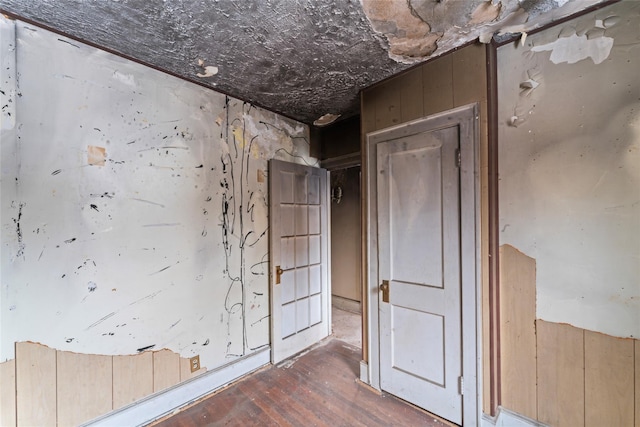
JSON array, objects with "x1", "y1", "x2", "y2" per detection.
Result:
[{"x1": 0, "y1": 0, "x2": 606, "y2": 125}]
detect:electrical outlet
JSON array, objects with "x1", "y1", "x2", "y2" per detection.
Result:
[{"x1": 190, "y1": 355, "x2": 200, "y2": 373}]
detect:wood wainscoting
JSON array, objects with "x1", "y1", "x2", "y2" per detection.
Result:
[
  {"x1": 0, "y1": 342, "x2": 205, "y2": 426},
  {"x1": 499, "y1": 244, "x2": 640, "y2": 426}
]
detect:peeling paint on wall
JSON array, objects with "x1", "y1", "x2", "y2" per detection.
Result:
[
  {"x1": 497, "y1": 2, "x2": 640, "y2": 338},
  {"x1": 531, "y1": 33, "x2": 614, "y2": 65},
  {"x1": 469, "y1": 1, "x2": 502, "y2": 25},
  {"x1": 361, "y1": 0, "x2": 441, "y2": 61},
  {"x1": 0, "y1": 17, "x2": 314, "y2": 369}
]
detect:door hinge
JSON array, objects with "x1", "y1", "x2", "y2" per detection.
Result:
[
  {"x1": 459, "y1": 376, "x2": 464, "y2": 395},
  {"x1": 455, "y1": 148, "x2": 461, "y2": 168}
]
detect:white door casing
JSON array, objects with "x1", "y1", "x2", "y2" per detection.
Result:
[
  {"x1": 269, "y1": 159, "x2": 331, "y2": 364},
  {"x1": 366, "y1": 104, "x2": 481, "y2": 426}
]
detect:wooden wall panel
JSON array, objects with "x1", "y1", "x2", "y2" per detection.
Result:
[
  {"x1": 0, "y1": 360, "x2": 16, "y2": 427},
  {"x1": 536, "y1": 320, "x2": 584, "y2": 427},
  {"x1": 452, "y1": 43, "x2": 487, "y2": 107},
  {"x1": 113, "y1": 352, "x2": 153, "y2": 410},
  {"x1": 585, "y1": 331, "x2": 634, "y2": 427},
  {"x1": 499, "y1": 244, "x2": 537, "y2": 419},
  {"x1": 153, "y1": 349, "x2": 181, "y2": 392},
  {"x1": 15, "y1": 342, "x2": 57, "y2": 426},
  {"x1": 636, "y1": 340, "x2": 640, "y2": 427},
  {"x1": 422, "y1": 54, "x2": 453, "y2": 117},
  {"x1": 361, "y1": 91, "x2": 377, "y2": 136},
  {"x1": 373, "y1": 77, "x2": 402, "y2": 130},
  {"x1": 399, "y1": 67, "x2": 424, "y2": 123},
  {"x1": 7, "y1": 343, "x2": 202, "y2": 425},
  {"x1": 56, "y1": 351, "x2": 113, "y2": 426}
]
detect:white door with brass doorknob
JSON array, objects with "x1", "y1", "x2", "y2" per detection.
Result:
[
  {"x1": 269, "y1": 159, "x2": 330, "y2": 364},
  {"x1": 367, "y1": 104, "x2": 480, "y2": 425}
]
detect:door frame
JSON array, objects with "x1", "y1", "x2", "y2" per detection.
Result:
[{"x1": 364, "y1": 103, "x2": 482, "y2": 425}]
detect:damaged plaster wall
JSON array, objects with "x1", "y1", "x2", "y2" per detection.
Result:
[
  {"x1": 0, "y1": 17, "x2": 314, "y2": 367},
  {"x1": 361, "y1": 0, "x2": 606, "y2": 64},
  {"x1": 498, "y1": 2, "x2": 639, "y2": 338}
]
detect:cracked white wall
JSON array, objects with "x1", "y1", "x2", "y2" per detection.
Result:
[
  {"x1": 498, "y1": 2, "x2": 639, "y2": 338},
  {"x1": 0, "y1": 17, "x2": 314, "y2": 367}
]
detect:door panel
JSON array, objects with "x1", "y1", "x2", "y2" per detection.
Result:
[
  {"x1": 270, "y1": 160, "x2": 330, "y2": 363},
  {"x1": 378, "y1": 125, "x2": 462, "y2": 424}
]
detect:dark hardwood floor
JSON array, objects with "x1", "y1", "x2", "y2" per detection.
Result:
[{"x1": 154, "y1": 339, "x2": 451, "y2": 427}]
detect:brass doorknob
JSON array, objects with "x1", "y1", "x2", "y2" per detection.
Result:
[{"x1": 380, "y1": 280, "x2": 389, "y2": 303}]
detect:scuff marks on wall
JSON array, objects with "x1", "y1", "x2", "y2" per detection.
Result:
[
  {"x1": 11, "y1": 202, "x2": 25, "y2": 259},
  {"x1": 0, "y1": 17, "x2": 314, "y2": 369}
]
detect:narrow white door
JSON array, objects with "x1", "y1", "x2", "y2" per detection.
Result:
[
  {"x1": 269, "y1": 159, "x2": 330, "y2": 364},
  {"x1": 377, "y1": 125, "x2": 463, "y2": 424}
]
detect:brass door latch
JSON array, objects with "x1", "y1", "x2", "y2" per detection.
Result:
[
  {"x1": 275, "y1": 265, "x2": 284, "y2": 284},
  {"x1": 380, "y1": 280, "x2": 390, "y2": 303}
]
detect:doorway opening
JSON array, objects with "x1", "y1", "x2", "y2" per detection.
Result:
[{"x1": 328, "y1": 164, "x2": 362, "y2": 350}]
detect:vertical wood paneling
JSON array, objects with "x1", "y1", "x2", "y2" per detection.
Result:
[
  {"x1": 0, "y1": 359, "x2": 16, "y2": 427},
  {"x1": 399, "y1": 67, "x2": 424, "y2": 123},
  {"x1": 422, "y1": 54, "x2": 454, "y2": 117},
  {"x1": 8, "y1": 343, "x2": 207, "y2": 425},
  {"x1": 452, "y1": 43, "x2": 487, "y2": 107},
  {"x1": 480, "y1": 101, "x2": 491, "y2": 415},
  {"x1": 153, "y1": 349, "x2": 181, "y2": 392},
  {"x1": 16, "y1": 342, "x2": 57, "y2": 426},
  {"x1": 113, "y1": 352, "x2": 153, "y2": 409},
  {"x1": 585, "y1": 331, "x2": 634, "y2": 426},
  {"x1": 361, "y1": 91, "x2": 377, "y2": 135},
  {"x1": 56, "y1": 351, "x2": 113, "y2": 426},
  {"x1": 499, "y1": 244, "x2": 537, "y2": 419},
  {"x1": 635, "y1": 340, "x2": 639, "y2": 427},
  {"x1": 373, "y1": 77, "x2": 402, "y2": 130},
  {"x1": 536, "y1": 320, "x2": 584, "y2": 427}
]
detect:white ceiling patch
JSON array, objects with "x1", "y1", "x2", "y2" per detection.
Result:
[
  {"x1": 196, "y1": 59, "x2": 219, "y2": 78},
  {"x1": 531, "y1": 33, "x2": 614, "y2": 65}
]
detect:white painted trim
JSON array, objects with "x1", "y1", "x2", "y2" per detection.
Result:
[
  {"x1": 481, "y1": 406, "x2": 549, "y2": 427},
  {"x1": 82, "y1": 347, "x2": 270, "y2": 427},
  {"x1": 331, "y1": 295, "x2": 361, "y2": 314},
  {"x1": 359, "y1": 360, "x2": 369, "y2": 383},
  {"x1": 365, "y1": 103, "x2": 482, "y2": 426}
]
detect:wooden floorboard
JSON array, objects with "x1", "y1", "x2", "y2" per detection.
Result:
[{"x1": 155, "y1": 339, "x2": 450, "y2": 427}]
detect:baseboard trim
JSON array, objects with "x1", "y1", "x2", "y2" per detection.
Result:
[
  {"x1": 82, "y1": 347, "x2": 271, "y2": 427},
  {"x1": 481, "y1": 406, "x2": 549, "y2": 427},
  {"x1": 332, "y1": 295, "x2": 361, "y2": 314},
  {"x1": 359, "y1": 360, "x2": 369, "y2": 384}
]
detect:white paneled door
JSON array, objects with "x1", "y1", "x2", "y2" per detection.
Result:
[
  {"x1": 269, "y1": 160, "x2": 330, "y2": 364},
  {"x1": 369, "y1": 104, "x2": 479, "y2": 425}
]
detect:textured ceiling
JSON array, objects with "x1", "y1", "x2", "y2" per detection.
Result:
[{"x1": 0, "y1": 0, "x2": 606, "y2": 126}]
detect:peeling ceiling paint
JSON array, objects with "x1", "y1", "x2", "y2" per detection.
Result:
[{"x1": 0, "y1": 0, "x2": 608, "y2": 125}]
